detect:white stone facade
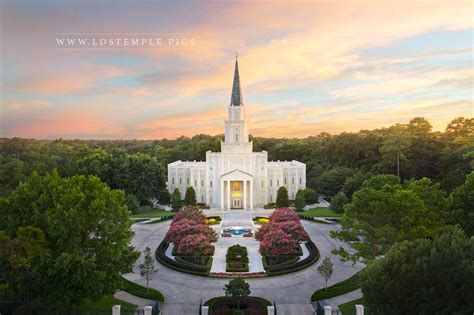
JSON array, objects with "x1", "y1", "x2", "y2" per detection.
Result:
[{"x1": 167, "y1": 59, "x2": 306, "y2": 209}]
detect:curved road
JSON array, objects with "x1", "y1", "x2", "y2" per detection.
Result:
[{"x1": 124, "y1": 219, "x2": 364, "y2": 314}]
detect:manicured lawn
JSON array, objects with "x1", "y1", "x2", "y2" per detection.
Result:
[
  {"x1": 81, "y1": 296, "x2": 136, "y2": 311},
  {"x1": 132, "y1": 209, "x2": 174, "y2": 219},
  {"x1": 338, "y1": 298, "x2": 372, "y2": 315},
  {"x1": 300, "y1": 207, "x2": 342, "y2": 217},
  {"x1": 120, "y1": 278, "x2": 164, "y2": 301},
  {"x1": 311, "y1": 271, "x2": 361, "y2": 301}
]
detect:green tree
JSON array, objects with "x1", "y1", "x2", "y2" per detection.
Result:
[
  {"x1": 360, "y1": 226, "x2": 474, "y2": 314},
  {"x1": 184, "y1": 186, "x2": 197, "y2": 206},
  {"x1": 0, "y1": 171, "x2": 139, "y2": 310},
  {"x1": 224, "y1": 278, "x2": 251, "y2": 310},
  {"x1": 294, "y1": 189, "x2": 306, "y2": 211},
  {"x1": 450, "y1": 171, "x2": 474, "y2": 236},
  {"x1": 158, "y1": 189, "x2": 172, "y2": 204},
  {"x1": 331, "y1": 181, "x2": 444, "y2": 264},
  {"x1": 125, "y1": 194, "x2": 141, "y2": 214},
  {"x1": 171, "y1": 188, "x2": 182, "y2": 211},
  {"x1": 330, "y1": 192, "x2": 349, "y2": 214},
  {"x1": 379, "y1": 124, "x2": 412, "y2": 178},
  {"x1": 318, "y1": 167, "x2": 354, "y2": 197},
  {"x1": 317, "y1": 256, "x2": 333, "y2": 291},
  {"x1": 138, "y1": 247, "x2": 157, "y2": 293},
  {"x1": 404, "y1": 177, "x2": 450, "y2": 215},
  {"x1": 362, "y1": 174, "x2": 400, "y2": 190},
  {"x1": 303, "y1": 188, "x2": 318, "y2": 204},
  {"x1": 276, "y1": 186, "x2": 290, "y2": 208}
]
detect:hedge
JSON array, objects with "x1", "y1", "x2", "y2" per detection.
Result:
[
  {"x1": 172, "y1": 244, "x2": 215, "y2": 256},
  {"x1": 175, "y1": 256, "x2": 213, "y2": 269},
  {"x1": 311, "y1": 271, "x2": 362, "y2": 301},
  {"x1": 262, "y1": 255, "x2": 300, "y2": 269},
  {"x1": 155, "y1": 241, "x2": 210, "y2": 277},
  {"x1": 204, "y1": 296, "x2": 272, "y2": 309},
  {"x1": 226, "y1": 245, "x2": 249, "y2": 272},
  {"x1": 119, "y1": 278, "x2": 164, "y2": 301},
  {"x1": 265, "y1": 240, "x2": 320, "y2": 276}
]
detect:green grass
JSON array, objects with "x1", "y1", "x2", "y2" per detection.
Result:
[
  {"x1": 132, "y1": 209, "x2": 175, "y2": 219},
  {"x1": 299, "y1": 207, "x2": 342, "y2": 217},
  {"x1": 338, "y1": 298, "x2": 372, "y2": 315},
  {"x1": 120, "y1": 278, "x2": 164, "y2": 301},
  {"x1": 80, "y1": 296, "x2": 137, "y2": 311},
  {"x1": 311, "y1": 271, "x2": 362, "y2": 301}
]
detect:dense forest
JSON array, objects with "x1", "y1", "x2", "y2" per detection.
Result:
[{"x1": 1, "y1": 116, "x2": 472, "y2": 204}]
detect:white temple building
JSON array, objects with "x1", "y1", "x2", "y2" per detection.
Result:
[{"x1": 167, "y1": 58, "x2": 306, "y2": 210}]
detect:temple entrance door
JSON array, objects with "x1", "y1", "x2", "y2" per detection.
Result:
[{"x1": 231, "y1": 181, "x2": 243, "y2": 209}]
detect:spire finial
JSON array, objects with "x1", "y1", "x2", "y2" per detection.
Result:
[
  {"x1": 230, "y1": 55, "x2": 243, "y2": 106},
  {"x1": 235, "y1": 52, "x2": 238, "y2": 59}
]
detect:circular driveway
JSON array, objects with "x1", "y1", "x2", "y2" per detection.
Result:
[{"x1": 125, "y1": 219, "x2": 364, "y2": 309}]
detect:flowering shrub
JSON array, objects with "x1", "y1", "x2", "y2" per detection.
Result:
[
  {"x1": 172, "y1": 206, "x2": 207, "y2": 224},
  {"x1": 221, "y1": 233, "x2": 232, "y2": 237},
  {"x1": 165, "y1": 206, "x2": 217, "y2": 252},
  {"x1": 210, "y1": 272, "x2": 266, "y2": 278},
  {"x1": 207, "y1": 218, "x2": 217, "y2": 224},
  {"x1": 175, "y1": 233, "x2": 212, "y2": 256},
  {"x1": 243, "y1": 233, "x2": 253, "y2": 238},
  {"x1": 165, "y1": 219, "x2": 217, "y2": 245},
  {"x1": 269, "y1": 208, "x2": 300, "y2": 223},
  {"x1": 259, "y1": 229, "x2": 299, "y2": 258},
  {"x1": 275, "y1": 221, "x2": 308, "y2": 242}
]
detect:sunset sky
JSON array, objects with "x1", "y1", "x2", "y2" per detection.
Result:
[{"x1": 1, "y1": 0, "x2": 472, "y2": 139}]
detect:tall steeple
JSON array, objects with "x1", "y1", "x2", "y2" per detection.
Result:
[{"x1": 230, "y1": 54, "x2": 243, "y2": 106}]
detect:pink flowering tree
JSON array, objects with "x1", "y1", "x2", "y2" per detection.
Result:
[
  {"x1": 175, "y1": 233, "x2": 212, "y2": 258},
  {"x1": 165, "y1": 219, "x2": 217, "y2": 245},
  {"x1": 172, "y1": 206, "x2": 207, "y2": 224},
  {"x1": 254, "y1": 222, "x2": 273, "y2": 241},
  {"x1": 275, "y1": 221, "x2": 309, "y2": 242},
  {"x1": 259, "y1": 229, "x2": 299, "y2": 261},
  {"x1": 269, "y1": 208, "x2": 301, "y2": 223}
]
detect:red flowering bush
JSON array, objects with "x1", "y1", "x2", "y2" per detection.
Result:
[
  {"x1": 165, "y1": 219, "x2": 217, "y2": 245},
  {"x1": 269, "y1": 208, "x2": 300, "y2": 223},
  {"x1": 259, "y1": 229, "x2": 299, "y2": 258},
  {"x1": 175, "y1": 233, "x2": 212, "y2": 255},
  {"x1": 275, "y1": 221, "x2": 308, "y2": 242},
  {"x1": 165, "y1": 206, "x2": 217, "y2": 251},
  {"x1": 172, "y1": 206, "x2": 207, "y2": 224}
]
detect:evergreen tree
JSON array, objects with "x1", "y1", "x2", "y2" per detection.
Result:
[
  {"x1": 184, "y1": 186, "x2": 197, "y2": 206},
  {"x1": 295, "y1": 189, "x2": 306, "y2": 211},
  {"x1": 276, "y1": 186, "x2": 290, "y2": 208},
  {"x1": 171, "y1": 188, "x2": 182, "y2": 211},
  {"x1": 330, "y1": 192, "x2": 349, "y2": 214}
]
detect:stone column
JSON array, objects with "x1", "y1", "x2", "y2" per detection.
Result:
[
  {"x1": 220, "y1": 179, "x2": 224, "y2": 210},
  {"x1": 249, "y1": 180, "x2": 254, "y2": 209},
  {"x1": 201, "y1": 305, "x2": 209, "y2": 315},
  {"x1": 356, "y1": 304, "x2": 364, "y2": 315},
  {"x1": 227, "y1": 180, "x2": 231, "y2": 210},
  {"x1": 112, "y1": 305, "x2": 121, "y2": 315},
  {"x1": 243, "y1": 180, "x2": 247, "y2": 210},
  {"x1": 144, "y1": 306, "x2": 152, "y2": 315},
  {"x1": 324, "y1": 305, "x2": 332, "y2": 315},
  {"x1": 267, "y1": 305, "x2": 275, "y2": 315}
]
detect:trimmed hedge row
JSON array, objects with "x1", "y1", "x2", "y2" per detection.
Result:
[
  {"x1": 175, "y1": 256, "x2": 213, "y2": 269},
  {"x1": 265, "y1": 240, "x2": 320, "y2": 276},
  {"x1": 119, "y1": 278, "x2": 164, "y2": 301},
  {"x1": 262, "y1": 255, "x2": 300, "y2": 269},
  {"x1": 155, "y1": 241, "x2": 210, "y2": 277},
  {"x1": 226, "y1": 245, "x2": 249, "y2": 272}
]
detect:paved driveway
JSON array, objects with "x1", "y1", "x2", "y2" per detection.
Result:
[{"x1": 125, "y1": 219, "x2": 364, "y2": 314}]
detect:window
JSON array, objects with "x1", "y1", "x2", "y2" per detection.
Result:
[
  {"x1": 292, "y1": 177, "x2": 295, "y2": 185},
  {"x1": 179, "y1": 177, "x2": 182, "y2": 185},
  {"x1": 277, "y1": 179, "x2": 280, "y2": 186},
  {"x1": 194, "y1": 179, "x2": 197, "y2": 187},
  {"x1": 270, "y1": 179, "x2": 273, "y2": 187},
  {"x1": 201, "y1": 179, "x2": 204, "y2": 187},
  {"x1": 292, "y1": 193, "x2": 295, "y2": 199},
  {"x1": 187, "y1": 177, "x2": 190, "y2": 185},
  {"x1": 284, "y1": 177, "x2": 287, "y2": 184},
  {"x1": 201, "y1": 195, "x2": 204, "y2": 202},
  {"x1": 270, "y1": 195, "x2": 273, "y2": 202},
  {"x1": 172, "y1": 178, "x2": 175, "y2": 184},
  {"x1": 210, "y1": 180, "x2": 213, "y2": 188},
  {"x1": 299, "y1": 177, "x2": 302, "y2": 185},
  {"x1": 261, "y1": 180, "x2": 264, "y2": 188}
]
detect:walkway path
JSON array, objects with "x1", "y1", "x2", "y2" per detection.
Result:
[
  {"x1": 127, "y1": 215, "x2": 364, "y2": 314},
  {"x1": 324, "y1": 288, "x2": 363, "y2": 307},
  {"x1": 113, "y1": 290, "x2": 153, "y2": 308}
]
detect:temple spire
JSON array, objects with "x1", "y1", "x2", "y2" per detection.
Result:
[{"x1": 230, "y1": 55, "x2": 243, "y2": 106}]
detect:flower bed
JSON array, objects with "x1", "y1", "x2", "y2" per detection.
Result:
[
  {"x1": 155, "y1": 241, "x2": 211, "y2": 277},
  {"x1": 226, "y1": 245, "x2": 249, "y2": 272},
  {"x1": 265, "y1": 240, "x2": 320, "y2": 276},
  {"x1": 209, "y1": 272, "x2": 266, "y2": 278},
  {"x1": 206, "y1": 216, "x2": 222, "y2": 225}
]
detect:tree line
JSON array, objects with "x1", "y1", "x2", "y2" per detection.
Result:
[{"x1": 1, "y1": 117, "x2": 472, "y2": 205}]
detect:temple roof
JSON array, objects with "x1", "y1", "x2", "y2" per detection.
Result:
[{"x1": 230, "y1": 56, "x2": 243, "y2": 106}]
